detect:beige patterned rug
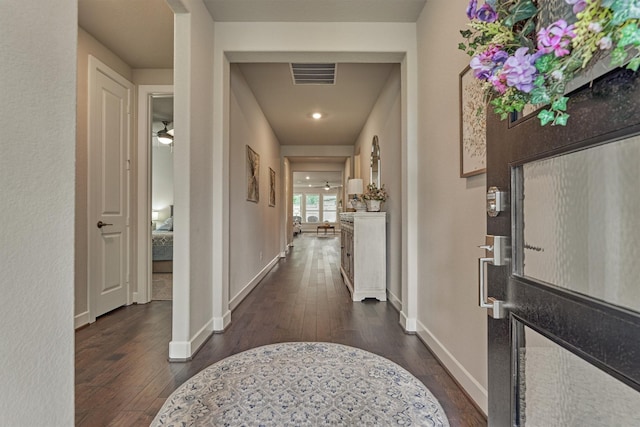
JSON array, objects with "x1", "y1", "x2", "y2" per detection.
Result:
[{"x1": 151, "y1": 342, "x2": 449, "y2": 426}]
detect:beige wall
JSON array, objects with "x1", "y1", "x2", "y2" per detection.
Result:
[
  {"x1": 416, "y1": 0, "x2": 488, "y2": 413},
  {"x1": 284, "y1": 158, "x2": 293, "y2": 246},
  {"x1": 152, "y1": 136, "x2": 174, "y2": 219},
  {"x1": 354, "y1": 65, "x2": 403, "y2": 308},
  {"x1": 229, "y1": 64, "x2": 283, "y2": 303},
  {"x1": 343, "y1": 157, "x2": 353, "y2": 209},
  {"x1": 133, "y1": 68, "x2": 174, "y2": 85},
  {"x1": 76, "y1": 28, "x2": 133, "y2": 318},
  {"x1": 2, "y1": 1, "x2": 76, "y2": 424},
  {"x1": 170, "y1": 0, "x2": 217, "y2": 358}
]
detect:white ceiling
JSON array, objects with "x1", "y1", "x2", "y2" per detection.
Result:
[
  {"x1": 78, "y1": 0, "x2": 421, "y2": 151},
  {"x1": 293, "y1": 171, "x2": 343, "y2": 190},
  {"x1": 237, "y1": 63, "x2": 396, "y2": 146},
  {"x1": 152, "y1": 96, "x2": 174, "y2": 123},
  {"x1": 202, "y1": 0, "x2": 427, "y2": 22}
]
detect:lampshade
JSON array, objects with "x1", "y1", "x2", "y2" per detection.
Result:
[
  {"x1": 347, "y1": 178, "x2": 363, "y2": 195},
  {"x1": 152, "y1": 211, "x2": 159, "y2": 221}
]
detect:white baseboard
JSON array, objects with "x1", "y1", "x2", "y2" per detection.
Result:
[
  {"x1": 191, "y1": 318, "x2": 214, "y2": 355},
  {"x1": 169, "y1": 318, "x2": 215, "y2": 361},
  {"x1": 387, "y1": 290, "x2": 402, "y2": 312},
  {"x1": 75, "y1": 311, "x2": 90, "y2": 329},
  {"x1": 132, "y1": 291, "x2": 150, "y2": 305},
  {"x1": 399, "y1": 310, "x2": 417, "y2": 332},
  {"x1": 169, "y1": 340, "x2": 191, "y2": 361},
  {"x1": 416, "y1": 320, "x2": 488, "y2": 415},
  {"x1": 279, "y1": 251, "x2": 286, "y2": 258},
  {"x1": 213, "y1": 310, "x2": 231, "y2": 331},
  {"x1": 229, "y1": 255, "x2": 280, "y2": 310}
]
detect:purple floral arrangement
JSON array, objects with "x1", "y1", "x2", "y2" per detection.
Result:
[{"x1": 460, "y1": 0, "x2": 640, "y2": 126}]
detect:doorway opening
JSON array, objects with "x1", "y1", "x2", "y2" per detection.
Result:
[
  {"x1": 150, "y1": 95, "x2": 174, "y2": 301},
  {"x1": 135, "y1": 85, "x2": 173, "y2": 305}
]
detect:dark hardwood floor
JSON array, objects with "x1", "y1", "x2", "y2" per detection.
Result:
[{"x1": 75, "y1": 234, "x2": 486, "y2": 426}]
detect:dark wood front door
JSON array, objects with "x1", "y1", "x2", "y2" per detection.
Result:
[{"x1": 484, "y1": 68, "x2": 640, "y2": 426}]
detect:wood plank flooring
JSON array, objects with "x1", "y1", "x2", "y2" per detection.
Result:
[{"x1": 75, "y1": 234, "x2": 486, "y2": 426}]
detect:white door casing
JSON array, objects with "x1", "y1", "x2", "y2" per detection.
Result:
[
  {"x1": 136, "y1": 85, "x2": 174, "y2": 304},
  {"x1": 88, "y1": 55, "x2": 133, "y2": 322}
]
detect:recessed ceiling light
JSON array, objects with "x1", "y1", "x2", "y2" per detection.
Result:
[
  {"x1": 312, "y1": 112, "x2": 322, "y2": 120},
  {"x1": 308, "y1": 184, "x2": 312, "y2": 187},
  {"x1": 306, "y1": 176, "x2": 310, "y2": 180}
]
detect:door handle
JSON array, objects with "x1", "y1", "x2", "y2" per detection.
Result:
[
  {"x1": 478, "y1": 235, "x2": 508, "y2": 319},
  {"x1": 479, "y1": 257, "x2": 505, "y2": 319},
  {"x1": 97, "y1": 221, "x2": 113, "y2": 229}
]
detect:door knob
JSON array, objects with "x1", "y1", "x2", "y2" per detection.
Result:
[{"x1": 97, "y1": 221, "x2": 113, "y2": 229}]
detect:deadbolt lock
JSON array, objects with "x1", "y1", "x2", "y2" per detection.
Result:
[{"x1": 486, "y1": 186, "x2": 507, "y2": 217}]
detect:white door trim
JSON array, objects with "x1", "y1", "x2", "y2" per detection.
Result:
[
  {"x1": 87, "y1": 55, "x2": 134, "y2": 323},
  {"x1": 136, "y1": 85, "x2": 174, "y2": 304}
]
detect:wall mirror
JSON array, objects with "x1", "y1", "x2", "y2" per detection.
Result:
[{"x1": 370, "y1": 135, "x2": 380, "y2": 187}]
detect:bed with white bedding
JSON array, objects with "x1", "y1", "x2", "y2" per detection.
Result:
[{"x1": 153, "y1": 214, "x2": 173, "y2": 273}]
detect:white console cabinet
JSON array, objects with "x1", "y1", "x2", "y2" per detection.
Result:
[{"x1": 339, "y1": 212, "x2": 387, "y2": 301}]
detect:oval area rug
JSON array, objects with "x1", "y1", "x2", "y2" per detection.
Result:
[{"x1": 151, "y1": 342, "x2": 449, "y2": 426}]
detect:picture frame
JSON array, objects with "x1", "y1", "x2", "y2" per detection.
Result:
[
  {"x1": 459, "y1": 65, "x2": 487, "y2": 177},
  {"x1": 269, "y1": 167, "x2": 276, "y2": 207},
  {"x1": 246, "y1": 145, "x2": 260, "y2": 203}
]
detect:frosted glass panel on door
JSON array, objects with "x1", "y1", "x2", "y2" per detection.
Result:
[
  {"x1": 522, "y1": 135, "x2": 640, "y2": 312},
  {"x1": 519, "y1": 326, "x2": 640, "y2": 426}
]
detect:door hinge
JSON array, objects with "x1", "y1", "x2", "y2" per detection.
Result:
[{"x1": 126, "y1": 159, "x2": 131, "y2": 171}]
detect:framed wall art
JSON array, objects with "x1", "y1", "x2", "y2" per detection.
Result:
[
  {"x1": 269, "y1": 167, "x2": 276, "y2": 207},
  {"x1": 246, "y1": 145, "x2": 260, "y2": 202},
  {"x1": 459, "y1": 65, "x2": 487, "y2": 177}
]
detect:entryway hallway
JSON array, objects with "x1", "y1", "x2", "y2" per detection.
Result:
[{"x1": 75, "y1": 234, "x2": 486, "y2": 426}]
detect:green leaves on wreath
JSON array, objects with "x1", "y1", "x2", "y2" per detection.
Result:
[
  {"x1": 619, "y1": 22, "x2": 640, "y2": 46},
  {"x1": 490, "y1": 94, "x2": 526, "y2": 121},
  {"x1": 529, "y1": 88, "x2": 550, "y2": 105},
  {"x1": 536, "y1": 97, "x2": 570, "y2": 126},
  {"x1": 537, "y1": 109, "x2": 570, "y2": 126},
  {"x1": 537, "y1": 110, "x2": 555, "y2": 126},
  {"x1": 534, "y1": 54, "x2": 556, "y2": 73},
  {"x1": 602, "y1": 0, "x2": 640, "y2": 26},
  {"x1": 611, "y1": 46, "x2": 630, "y2": 67},
  {"x1": 503, "y1": 0, "x2": 538, "y2": 27},
  {"x1": 551, "y1": 97, "x2": 569, "y2": 113}
]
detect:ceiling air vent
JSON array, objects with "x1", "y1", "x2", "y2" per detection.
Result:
[{"x1": 290, "y1": 63, "x2": 336, "y2": 85}]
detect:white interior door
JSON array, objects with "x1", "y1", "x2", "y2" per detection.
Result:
[{"x1": 88, "y1": 56, "x2": 133, "y2": 321}]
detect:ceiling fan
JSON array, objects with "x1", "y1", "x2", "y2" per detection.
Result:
[
  {"x1": 155, "y1": 121, "x2": 174, "y2": 145},
  {"x1": 310, "y1": 181, "x2": 343, "y2": 191}
]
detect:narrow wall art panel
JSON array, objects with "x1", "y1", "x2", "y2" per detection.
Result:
[
  {"x1": 269, "y1": 167, "x2": 276, "y2": 207},
  {"x1": 247, "y1": 145, "x2": 260, "y2": 203}
]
